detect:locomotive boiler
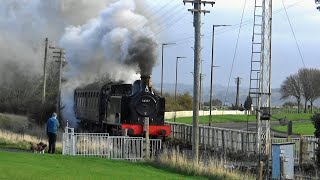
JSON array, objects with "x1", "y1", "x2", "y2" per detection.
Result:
[{"x1": 74, "y1": 75, "x2": 170, "y2": 137}]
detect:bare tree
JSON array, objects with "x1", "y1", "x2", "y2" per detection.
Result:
[
  {"x1": 296, "y1": 68, "x2": 320, "y2": 113},
  {"x1": 280, "y1": 74, "x2": 302, "y2": 113},
  {"x1": 298, "y1": 69, "x2": 314, "y2": 113},
  {"x1": 308, "y1": 68, "x2": 320, "y2": 113}
]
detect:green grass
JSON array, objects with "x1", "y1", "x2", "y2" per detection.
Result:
[
  {"x1": 272, "y1": 121, "x2": 315, "y2": 135},
  {"x1": 0, "y1": 151, "x2": 206, "y2": 180},
  {"x1": 166, "y1": 113, "x2": 313, "y2": 124}
]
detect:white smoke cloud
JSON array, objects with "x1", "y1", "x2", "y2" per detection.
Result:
[
  {"x1": 0, "y1": 0, "x2": 158, "y2": 127},
  {"x1": 59, "y1": 0, "x2": 158, "y2": 126}
]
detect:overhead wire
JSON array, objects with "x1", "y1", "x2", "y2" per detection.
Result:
[
  {"x1": 222, "y1": 0, "x2": 248, "y2": 110},
  {"x1": 165, "y1": 0, "x2": 304, "y2": 46},
  {"x1": 281, "y1": 0, "x2": 317, "y2": 106}
]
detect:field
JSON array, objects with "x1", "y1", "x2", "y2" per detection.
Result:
[
  {"x1": 166, "y1": 113, "x2": 313, "y2": 124},
  {"x1": 0, "y1": 151, "x2": 207, "y2": 180},
  {"x1": 0, "y1": 113, "x2": 251, "y2": 180},
  {"x1": 272, "y1": 121, "x2": 315, "y2": 135}
]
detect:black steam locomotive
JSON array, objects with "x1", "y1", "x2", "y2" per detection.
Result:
[{"x1": 74, "y1": 75, "x2": 170, "y2": 137}]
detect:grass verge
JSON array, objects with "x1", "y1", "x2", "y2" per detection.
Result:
[
  {"x1": 0, "y1": 129, "x2": 62, "y2": 153},
  {"x1": 272, "y1": 121, "x2": 315, "y2": 135},
  {"x1": 166, "y1": 113, "x2": 312, "y2": 124},
  {"x1": 150, "y1": 149, "x2": 254, "y2": 180},
  {"x1": 0, "y1": 151, "x2": 206, "y2": 180}
]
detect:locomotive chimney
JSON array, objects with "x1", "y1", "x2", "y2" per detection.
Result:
[{"x1": 140, "y1": 75, "x2": 151, "y2": 92}]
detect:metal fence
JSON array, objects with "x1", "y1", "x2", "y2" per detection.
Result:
[
  {"x1": 62, "y1": 127, "x2": 162, "y2": 160},
  {"x1": 167, "y1": 122, "x2": 318, "y2": 163}
]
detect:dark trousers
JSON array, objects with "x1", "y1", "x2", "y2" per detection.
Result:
[{"x1": 47, "y1": 132, "x2": 57, "y2": 154}]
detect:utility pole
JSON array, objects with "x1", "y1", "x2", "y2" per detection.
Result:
[
  {"x1": 42, "y1": 38, "x2": 48, "y2": 104},
  {"x1": 161, "y1": 43, "x2": 176, "y2": 96},
  {"x1": 52, "y1": 48, "x2": 65, "y2": 120},
  {"x1": 235, "y1": 77, "x2": 241, "y2": 107},
  {"x1": 183, "y1": 0, "x2": 215, "y2": 163}
]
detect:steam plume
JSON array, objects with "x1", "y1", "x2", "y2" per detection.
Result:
[
  {"x1": 59, "y1": 0, "x2": 158, "y2": 126},
  {"x1": 0, "y1": 0, "x2": 159, "y2": 127}
]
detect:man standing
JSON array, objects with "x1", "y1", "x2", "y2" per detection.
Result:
[{"x1": 47, "y1": 112, "x2": 60, "y2": 154}]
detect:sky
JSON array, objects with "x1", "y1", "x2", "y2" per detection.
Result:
[
  {"x1": 0, "y1": 0, "x2": 319, "y2": 122},
  {"x1": 148, "y1": 0, "x2": 320, "y2": 90}
]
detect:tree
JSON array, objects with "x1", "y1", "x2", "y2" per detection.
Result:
[
  {"x1": 308, "y1": 69, "x2": 320, "y2": 113},
  {"x1": 243, "y1": 95, "x2": 252, "y2": 111},
  {"x1": 282, "y1": 101, "x2": 296, "y2": 108},
  {"x1": 280, "y1": 74, "x2": 302, "y2": 113},
  {"x1": 163, "y1": 92, "x2": 193, "y2": 112},
  {"x1": 298, "y1": 68, "x2": 320, "y2": 113},
  {"x1": 203, "y1": 99, "x2": 222, "y2": 107}
]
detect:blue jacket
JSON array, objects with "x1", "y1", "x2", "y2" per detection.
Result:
[{"x1": 47, "y1": 117, "x2": 60, "y2": 134}]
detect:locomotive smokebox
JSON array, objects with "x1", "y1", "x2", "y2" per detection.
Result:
[{"x1": 140, "y1": 75, "x2": 152, "y2": 92}]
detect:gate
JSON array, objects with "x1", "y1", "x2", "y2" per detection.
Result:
[{"x1": 62, "y1": 127, "x2": 162, "y2": 160}]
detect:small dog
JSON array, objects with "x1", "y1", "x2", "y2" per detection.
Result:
[{"x1": 30, "y1": 142, "x2": 47, "y2": 154}]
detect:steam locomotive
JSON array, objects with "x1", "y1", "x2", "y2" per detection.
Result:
[{"x1": 74, "y1": 75, "x2": 170, "y2": 137}]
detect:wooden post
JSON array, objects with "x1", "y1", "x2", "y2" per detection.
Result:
[
  {"x1": 287, "y1": 121, "x2": 293, "y2": 142},
  {"x1": 122, "y1": 129, "x2": 128, "y2": 136},
  {"x1": 144, "y1": 117, "x2": 150, "y2": 159},
  {"x1": 221, "y1": 130, "x2": 225, "y2": 152},
  {"x1": 259, "y1": 161, "x2": 264, "y2": 180},
  {"x1": 299, "y1": 134, "x2": 304, "y2": 165},
  {"x1": 208, "y1": 127, "x2": 212, "y2": 146}
]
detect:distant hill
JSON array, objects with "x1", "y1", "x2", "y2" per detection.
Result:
[{"x1": 153, "y1": 83, "x2": 319, "y2": 107}]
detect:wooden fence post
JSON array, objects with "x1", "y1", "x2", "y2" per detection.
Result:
[
  {"x1": 222, "y1": 130, "x2": 225, "y2": 152},
  {"x1": 259, "y1": 161, "x2": 264, "y2": 180}
]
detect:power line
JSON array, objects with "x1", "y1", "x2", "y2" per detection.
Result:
[
  {"x1": 164, "y1": 0, "x2": 304, "y2": 45},
  {"x1": 222, "y1": 0, "x2": 247, "y2": 109}
]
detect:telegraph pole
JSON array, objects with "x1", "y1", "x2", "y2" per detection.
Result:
[
  {"x1": 183, "y1": 0, "x2": 215, "y2": 163},
  {"x1": 42, "y1": 38, "x2": 48, "y2": 104},
  {"x1": 52, "y1": 48, "x2": 65, "y2": 119},
  {"x1": 235, "y1": 77, "x2": 241, "y2": 107}
]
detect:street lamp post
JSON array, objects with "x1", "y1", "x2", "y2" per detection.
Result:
[
  {"x1": 174, "y1": 56, "x2": 187, "y2": 122},
  {"x1": 209, "y1": 24, "x2": 230, "y2": 126},
  {"x1": 161, "y1": 43, "x2": 176, "y2": 96}
]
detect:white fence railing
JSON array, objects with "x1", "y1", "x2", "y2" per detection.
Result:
[
  {"x1": 62, "y1": 127, "x2": 162, "y2": 160},
  {"x1": 167, "y1": 122, "x2": 257, "y2": 152},
  {"x1": 167, "y1": 122, "x2": 318, "y2": 163}
]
